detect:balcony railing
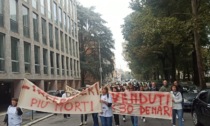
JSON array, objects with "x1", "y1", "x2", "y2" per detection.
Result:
[
  {"x1": 0, "y1": 14, "x2": 3, "y2": 27},
  {"x1": 10, "y1": 19, "x2": 18, "y2": 33},
  {"x1": 23, "y1": 26, "x2": 30, "y2": 38}
]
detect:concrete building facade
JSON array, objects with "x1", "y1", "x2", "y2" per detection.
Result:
[{"x1": 0, "y1": 0, "x2": 80, "y2": 106}]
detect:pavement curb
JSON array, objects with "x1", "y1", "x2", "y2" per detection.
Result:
[
  {"x1": 0, "y1": 112, "x2": 6, "y2": 116},
  {"x1": 23, "y1": 114, "x2": 54, "y2": 126}
]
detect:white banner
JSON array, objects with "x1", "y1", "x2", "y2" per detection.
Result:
[{"x1": 18, "y1": 79, "x2": 102, "y2": 114}]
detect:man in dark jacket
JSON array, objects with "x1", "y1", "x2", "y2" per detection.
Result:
[{"x1": 150, "y1": 82, "x2": 158, "y2": 91}]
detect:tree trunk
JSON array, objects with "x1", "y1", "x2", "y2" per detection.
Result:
[
  {"x1": 171, "y1": 44, "x2": 176, "y2": 82},
  {"x1": 192, "y1": 50, "x2": 199, "y2": 87},
  {"x1": 191, "y1": 0, "x2": 206, "y2": 89}
]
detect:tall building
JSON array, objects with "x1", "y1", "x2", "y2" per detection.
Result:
[{"x1": 0, "y1": 0, "x2": 80, "y2": 106}]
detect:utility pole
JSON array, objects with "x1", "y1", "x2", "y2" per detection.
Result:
[{"x1": 99, "y1": 41, "x2": 103, "y2": 87}]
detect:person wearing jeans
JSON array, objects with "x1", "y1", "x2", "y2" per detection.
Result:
[
  {"x1": 92, "y1": 113, "x2": 99, "y2": 126},
  {"x1": 171, "y1": 85, "x2": 184, "y2": 126},
  {"x1": 131, "y1": 116, "x2": 138, "y2": 126},
  {"x1": 99, "y1": 87, "x2": 113, "y2": 126}
]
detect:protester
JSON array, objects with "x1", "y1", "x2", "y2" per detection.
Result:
[
  {"x1": 99, "y1": 87, "x2": 113, "y2": 126},
  {"x1": 150, "y1": 82, "x2": 158, "y2": 91},
  {"x1": 55, "y1": 90, "x2": 61, "y2": 97},
  {"x1": 92, "y1": 113, "x2": 99, "y2": 126},
  {"x1": 4, "y1": 98, "x2": 23, "y2": 126},
  {"x1": 171, "y1": 85, "x2": 184, "y2": 126},
  {"x1": 174, "y1": 81, "x2": 184, "y2": 122},
  {"x1": 129, "y1": 85, "x2": 138, "y2": 126},
  {"x1": 159, "y1": 80, "x2": 171, "y2": 92},
  {"x1": 112, "y1": 87, "x2": 120, "y2": 126},
  {"x1": 79, "y1": 114, "x2": 87, "y2": 126},
  {"x1": 62, "y1": 90, "x2": 70, "y2": 119},
  {"x1": 139, "y1": 86, "x2": 146, "y2": 123},
  {"x1": 79, "y1": 88, "x2": 88, "y2": 125}
]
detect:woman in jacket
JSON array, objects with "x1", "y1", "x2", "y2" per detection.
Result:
[
  {"x1": 171, "y1": 85, "x2": 184, "y2": 126},
  {"x1": 100, "y1": 87, "x2": 113, "y2": 126},
  {"x1": 5, "y1": 98, "x2": 23, "y2": 126}
]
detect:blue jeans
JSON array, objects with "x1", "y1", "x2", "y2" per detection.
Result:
[
  {"x1": 131, "y1": 116, "x2": 138, "y2": 126},
  {"x1": 92, "y1": 113, "x2": 99, "y2": 126},
  {"x1": 172, "y1": 109, "x2": 184, "y2": 126},
  {"x1": 100, "y1": 116, "x2": 112, "y2": 126}
]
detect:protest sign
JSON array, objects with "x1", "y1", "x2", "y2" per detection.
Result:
[
  {"x1": 111, "y1": 91, "x2": 172, "y2": 119},
  {"x1": 18, "y1": 79, "x2": 101, "y2": 114},
  {"x1": 66, "y1": 85, "x2": 80, "y2": 96}
]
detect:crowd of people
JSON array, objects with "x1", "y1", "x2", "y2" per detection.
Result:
[{"x1": 3, "y1": 80, "x2": 184, "y2": 126}]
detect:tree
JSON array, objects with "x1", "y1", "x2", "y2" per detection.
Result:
[
  {"x1": 77, "y1": 5, "x2": 115, "y2": 86},
  {"x1": 122, "y1": 0, "x2": 210, "y2": 88}
]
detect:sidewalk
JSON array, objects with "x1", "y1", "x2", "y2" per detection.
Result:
[{"x1": 0, "y1": 110, "x2": 52, "y2": 126}]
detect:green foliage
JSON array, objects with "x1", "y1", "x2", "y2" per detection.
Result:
[
  {"x1": 77, "y1": 5, "x2": 115, "y2": 86},
  {"x1": 122, "y1": 0, "x2": 210, "y2": 83}
]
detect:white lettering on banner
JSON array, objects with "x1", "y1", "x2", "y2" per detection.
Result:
[
  {"x1": 18, "y1": 79, "x2": 101, "y2": 114},
  {"x1": 111, "y1": 91, "x2": 172, "y2": 120}
]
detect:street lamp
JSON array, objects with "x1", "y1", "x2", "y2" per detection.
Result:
[{"x1": 98, "y1": 41, "x2": 103, "y2": 87}]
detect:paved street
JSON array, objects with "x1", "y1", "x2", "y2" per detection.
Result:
[{"x1": 33, "y1": 112, "x2": 193, "y2": 126}]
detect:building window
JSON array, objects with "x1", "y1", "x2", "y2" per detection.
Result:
[
  {"x1": 34, "y1": 45, "x2": 40, "y2": 74},
  {"x1": 61, "y1": 55, "x2": 64, "y2": 75},
  {"x1": 72, "y1": 39, "x2": 75, "y2": 57},
  {"x1": 66, "y1": 0, "x2": 69, "y2": 12},
  {"x1": 65, "y1": 35, "x2": 68, "y2": 54},
  {"x1": 40, "y1": 0, "x2": 45, "y2": 15},
  {"x1": 58, "y1": 8, "x2": 62, "y2": 28},
  {"x1": 49, "y1": 23, "x2": 53, "y2": 48},
  {"x1": 10, "y1": 0, "x2": 18, "y2": 33},
  {"x1": 60, "y1": 31, "x2": 64, "y2": 52},
  {"x1": 77, "y1": 61, "x2": 79, "y2": 77},
  {"x1": 32, "y1": 0, "x2": 37, "y2": 9},
  {"x1": 66, "y1": 57, "x2": 69, "y2": 76},
  {"x1": 69, "y1": 37, "x2": 72, "y2": 55},
  {"x1": 74, "y1": 60, "x2": 76, "y2": 76},
  {"x1": 70, "y1": 58, "x2": 72, "y2": 76},
  {"x1": 33, "y1": 13, "x2": 39, "y2": 42},
  {"x1": 75, "y1": 22, "x2": 77, "y2": 38},
  {"x1": 0, "y1": 33, "x2": 4, "y2": 72},
  {"x1": 11, "y1": 37, "x2": 19, "y2": 72},
  {"x1": 42, "y1": 18, "x2": 47, "y2": 45},
  {"x1": 64, "y1": 12, "x2": 67, "y2": 31},
  {"x1": 76, "y1": 42, "x2": 78, "y2": 58},
  {"x1": 22, "y1": 6, "x2": 30, "y2": 38},
  {"x1": 56, "y1": 53, "x2": 59, "y2": 75},
  {"x1": 55, "y1": 28, "x2": 59, "y2": 50},
  {"x1": 50, "y1": 51, "x2": 54, "y2": 75},
  {"x1": 47, "y1": 0, "x2": 51, "y2": 20},
  {"x1": 24, "y1": 42, "x2": 31, "y2": 73},
  {"x1": 53, "y1": 2, "x2": 58, "y2": 24},
  {"x1": 71, "y1": 20, "x2": 74, "y2": 36},
  {"x1": 43, "y1": 49, "x2": 48, "y2": 74},
  {"x1": 0, "y1": 0, "x2": 4, "y2": 27},
  {"x1": 67, "y1": 16, "x2": 70, "y2": 34}
]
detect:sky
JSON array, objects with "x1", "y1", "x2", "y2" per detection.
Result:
[{"x1": 77, "y1": 0, "x2": 132, "y2": 71}]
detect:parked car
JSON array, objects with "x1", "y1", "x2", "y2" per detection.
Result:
[
  {"x1": 191, "y1": 89, "x2": 210, "y2": 126},
  {"x1": 183, "y1": 91, "x2": 198, "y2": 110}
]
